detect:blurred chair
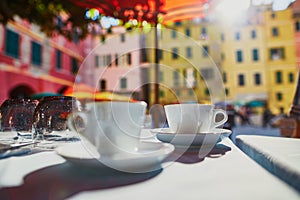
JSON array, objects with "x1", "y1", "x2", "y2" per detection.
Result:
[
  {"x1": 288, "y1": 70, "x2": 300, "y2": 138},
  {"x1": 289, "y1": 105, "x2": 300, "y2": 138}
]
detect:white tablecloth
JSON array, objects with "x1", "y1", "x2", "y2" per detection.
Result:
[
  {"x1": 236, "y1": 135, "x2": 300, "y2": 193},
  {"x1": 0, "y1": 130, "x2": 299, "y2": 200}
]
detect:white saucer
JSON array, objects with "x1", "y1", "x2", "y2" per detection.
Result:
[
  {"x1": 151, "y1": 128, "x2": 232, "y2": 147},
  {"x1": 55, "y1": 140, "x2": 174, "y2": 173}
]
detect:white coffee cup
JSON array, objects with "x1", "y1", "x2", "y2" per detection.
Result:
[
  {"x1": 67, "y1": 101, "x2": 147, "y2": 156},
  {"x1": 164, "y1": 104, "x2": 228, "y2": 134}
]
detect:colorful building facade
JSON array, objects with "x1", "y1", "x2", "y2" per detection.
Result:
[
  {"x1": 146, "y1": 20, "x2": 223, "y2": 105},
  {"x1": 151, "y1": 2, "x2": 299, "y2": 114},
  {"x1": 0, "y1": 17, "x2": 89, "y2": 104},
  {"x1": 88, "y1": 27, "x2": 146, "y2": 101},
  {"x1": 220, "y1": 4, "x2": 298, "y2": 114}
]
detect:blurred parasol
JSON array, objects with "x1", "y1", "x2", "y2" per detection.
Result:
[
  {"x1": 63, "y1": 84, "x2": 96, "y2": 99},
  {"x1": 94, "y1": 91, "x2": 135, "y2": 102},
  {"x1": 246, "y1": 100, "x2": 266, "y2": 108},
  {"x1": 30, "y1": 92, "x2": 62, "y2": 100}
]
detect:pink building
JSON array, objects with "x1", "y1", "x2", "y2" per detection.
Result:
[
  {"x1": 0, "y1": 17, "x2": 91, "y2": 104},
  {"x1": 88, "y1": 27, "x2": 149, "y2": 101}
]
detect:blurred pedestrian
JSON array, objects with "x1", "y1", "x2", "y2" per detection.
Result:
[
  {"x1": 223, "y1": 104, "x2": 236, "y2": 130},
  {"x1": 262, "y1": 105, "x2": 273, "y2": 127},
  {"x1": 238, "y1": 105, "x2": 251, "y2": 125}
]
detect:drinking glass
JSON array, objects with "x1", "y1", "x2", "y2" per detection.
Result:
[
  {"x1": 32, "y1": 96, "x2": 81, "y2": 140},
  {"x1": 0, "y1": 99, "x2": 38, "y2": 132}
]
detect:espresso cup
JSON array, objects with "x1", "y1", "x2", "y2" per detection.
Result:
[
  {"x1": 164, "y1": 104, "x2": 228, "y2": 134},
  {"x1": 67, "y1": 101, "x2": 147, "y2": 156}
]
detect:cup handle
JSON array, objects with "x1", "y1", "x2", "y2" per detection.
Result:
[
  {"x1": 210, "y1": 109, "x2": 228, "y2": 130},
  {"x1": 67, "y1": 111, "x2": 88, "y2": 133}
]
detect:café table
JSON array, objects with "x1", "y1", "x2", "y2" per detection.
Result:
[
  {"x1": 236, "y1": 135, "x2": 300, "y2": 193},
  {"x1": 0, "y1": 129, "x2": 299, "y2": 200}
]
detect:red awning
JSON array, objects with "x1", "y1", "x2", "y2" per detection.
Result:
[{"x1": 68, "y1": 0, "x2": 211, "y2": 23}]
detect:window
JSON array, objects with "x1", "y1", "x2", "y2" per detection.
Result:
[
  {"x1": 276, "y1": 92, "x2": 283, "y2": 101},
  {"x1": 275, "y1": 71, "x2": 282, "y2": 84},
  {"x1": 185, "y1": 28, "x2": 191, "y2": 36},
  {"x1": 186, "y1": 47, "x2": 192, "y2": 58},
  {"x1": 279, "y1": 107, "x2": 284, "y2": 114},
  {"x1": 71, "y1": 57, "x2": 78, "y2": 74},
  {"x1": 5, "y1": 29, "x2": 20, "y2": 58},
  {"x1": 174, "y1": 21, "x2": 182, "y2": 26},
  {"x1": 235, "y1": 32, "x2": 241, "y2": 40},
  {"x1": 236, "y1": 50, "x2": 243, "y2": 63},
  {"x1": 193, "y1": 69, "x2": 198, "y2": 79},
  {"x1": 238, "y1": 74, "x2": 245, "y2": 86},
  {"x1": 270, "y1": 48, "x2": 285, "y2": 60},
  {"x1": 295, "y1": 21, "x2": 300, "y2": 32},
  {"x1": 159, "y1": 71, "x2": 163, "y2": 82},
  {"x1": 96, "y1": 55, "x2": 106, "y2": 67},
  {"x1": 158, "y1": 49, "x2": 163, "y2": 60},
  {"x1": 173, "y1": 70, "x2": 180, "y2": 87},
  {"x1": 201, "y1": 27, "x2": 207, "y2": 35},
  {"x1": 183, "y1": 68, "x2": 187, "y2": 78},
  {"x1": 252, "y1": 49, "x2": 259, "y2": 61},
  {"x1": 271, "y1": 13, "x2": 276, "y2": 19},
  {"x1": 288, "y1": 73, "x2": 294, "y2": 83},
  {"x1": 201, "y1": 68, "x2": 214, "y2": 80},
  {"x1": 126, "y1": 53, "x2": 131, "y2": 65},
  {"x1": 251, "y1": 30, "x2": 257, "y2": 39},
  {"x1": 95, "y1": 55, "x2": 99, "y2": 67},
  {"x1": 115, "y1": 54, "x2": 119, "y2": 66},
  {"x1": 272, "y1": 27, "x2": 279, "y2": 37},
  {"x1": 159, "y1": 90, "x2": 165, "y2": 97},
  {"x1": 141, "y1": 48, "x2": 148, "y2": 62},
  {"x1": 107, "y1": 54, "x2": 112, "y2": 67},
  {"x1": 120, "y1": 77, "x2": 127, "y2": 89},
  {"x1": 56, "y1": 50, "x2": 62, "y2": 70},
  {"x1": 188, "y1": 89, "x2": 194, "y2": 96},
  {"x1": 254, "y1": 73, "x2": 261, "y2": 85},
  {"x1": 172, "y1": 48, "x2": 178, "y2": 59},
  {"x1": 223, "y1": 72, "x2": 227, "y2": 83},
  {"x1": 200, "y1": 27, "x2": 207, "y2": 39},
  {"x1": 31, "y1": 41, "x2": 42, "y2": 66},
  {"x1": 120, "y1": 34, "x2": 125, "y2": 42},
  {"x1": 205, "y1": 88, "x2": 210, "y2": 96},
  {"x1": 220, "y1": 33, "x2": 225, "y2": 42},
  {"x1": 225, "y1": 88, "x2": 229, "y2": 96},
  {"x1": 171, "y1": 30, "x2": 177, "y2": 38},
  {"x1": 202, "y1": 46, "x2": 209, "y2": 57},
  {"x1": 100, "y1": 79, "x2": 106, "y2": 91},
  {"x1": 221, "y1": 53, "x2": 225, "y2": 61}
]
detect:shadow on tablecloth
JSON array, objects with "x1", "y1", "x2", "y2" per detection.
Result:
[
  {"x1": 0, "y1": 162, "x2": 162, "y2": 200},
  {"x1": 166, "y1": 143, "x2": 231, "y2": 164}
]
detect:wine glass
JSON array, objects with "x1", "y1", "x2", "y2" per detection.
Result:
[
  {"x1": 32, "y1": 96, "x2": 81, "y2": 141},
  {"x1": 0, "y1": 98, "x2": 38, "y2": 144}
]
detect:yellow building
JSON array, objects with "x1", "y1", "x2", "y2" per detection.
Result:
[
  {"x1": 220, "y1": 6, "x2": 270, "y2": 108},
  {"x1": 264, "y1": 7, "x2": 298, "y2": 114},
  {"x1": 220, "y1": 4, "x2": 297, "y2": 114},
  {"x1": 146, "y1": 20, "x2": 223, "y2": 105},
  {"x1": 145, "y1": 3, "x2": 298, "y2": 114}
]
